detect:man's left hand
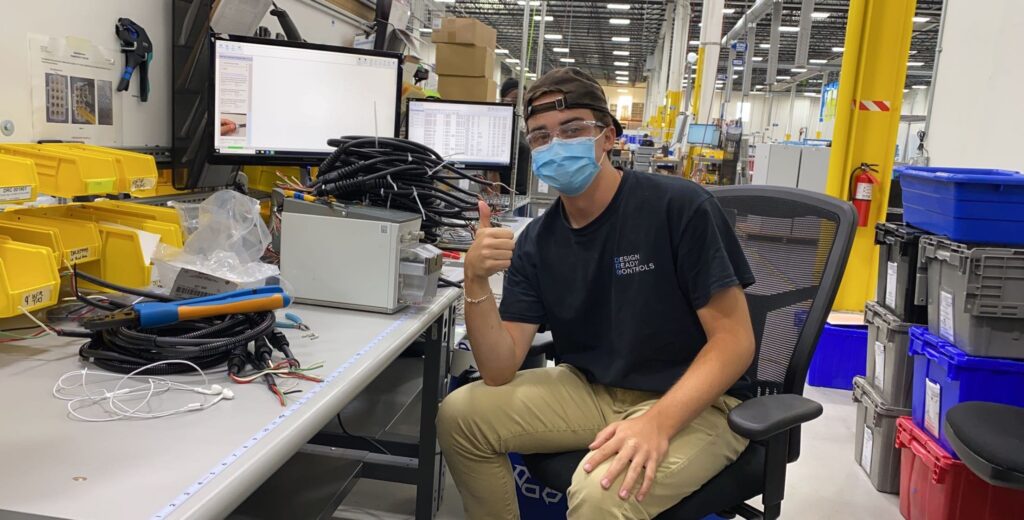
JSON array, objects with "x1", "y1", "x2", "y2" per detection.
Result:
[{"x1": 583, "y1": 413, "x2": 672, "y2": 502}]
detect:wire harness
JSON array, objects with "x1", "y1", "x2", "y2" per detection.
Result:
[{"x1": 310, "y1": 136, "x2": 496, "y2": 241}]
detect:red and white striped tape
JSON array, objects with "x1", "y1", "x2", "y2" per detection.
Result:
[{"x1": 854, "y1": 100, "x2": 891, "y2": 112}]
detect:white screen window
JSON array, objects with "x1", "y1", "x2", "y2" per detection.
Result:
[
  {"x1": 213, "y1": 39, "x2": 399, "y2": 157},
  {"x1": 406, "y1": 101, "x2": 515, "y2": 167}
]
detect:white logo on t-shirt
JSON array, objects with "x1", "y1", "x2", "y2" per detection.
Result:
[{"x1": 613, "y1": 253, "x2": 656, "y2": 276}]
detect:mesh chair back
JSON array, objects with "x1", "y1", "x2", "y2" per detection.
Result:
[{"x1": 710, "y1": 186, "x2": 855, "y2": 397}]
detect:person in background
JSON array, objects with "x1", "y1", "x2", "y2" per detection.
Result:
[
  {"x1": 492, "y1": 77, "x2": 531, "y2": 196},
  {"x1": 438, "y1": 67, "x2": 756, "y2": 519},
  {"x1": 640, "y1": 133, "x2": 656, "y2": 147}
]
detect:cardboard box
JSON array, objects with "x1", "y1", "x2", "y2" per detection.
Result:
[
  {"x1": 431, "y1": 17, "x2": 497, "y2": 48},
  {"x1": 438, "y1": 75, "x2": 497, "y2": 102},
  {"x1": 435, "y1": 43, "x2": 495, "y2": 78}
]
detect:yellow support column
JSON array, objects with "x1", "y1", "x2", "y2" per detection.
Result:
[
  {"x1": 826, "y1": 0, "x2": 917, "y2": 311},
  {"x1": 664, "y1": 90, "x2": 682, "y2": 141}
]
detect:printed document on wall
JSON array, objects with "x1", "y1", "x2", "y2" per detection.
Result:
[{"x1": 28, "y1": 34, "x2": 121, "y2": 144}]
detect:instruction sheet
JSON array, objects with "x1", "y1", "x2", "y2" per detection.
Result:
[{"x1": 28, "y1": 34, "x2": 121, "y2": 144}]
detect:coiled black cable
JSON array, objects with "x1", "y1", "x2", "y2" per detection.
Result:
[
  {"x1": 312, "y1": 136, "x2": 496, "y2": 241},
  {"x1": 71, "y1": 268, "x2": 281, "y2": 375}
]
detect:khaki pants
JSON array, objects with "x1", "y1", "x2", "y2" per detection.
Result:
[{"x1": 437, "y1": 365, "x2": 748, "y2": 520}]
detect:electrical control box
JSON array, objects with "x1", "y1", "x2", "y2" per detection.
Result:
[{"x1": 278, "y1": 196, "x2": 441, "y2": 314}]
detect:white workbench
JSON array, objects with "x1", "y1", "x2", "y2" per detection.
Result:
[{"x1": 0, "y1": 288, "x2": 460, "y2": 520}]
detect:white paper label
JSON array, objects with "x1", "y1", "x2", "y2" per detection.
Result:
[
  {"x1": 130, "y1": 177, "x2": 157, "y2": 192},
  {"x1": 537, "y1": 180, "x2": 549, "y2": 194},
  {"x1": 939, "y1": 290, "x2": 955, "y2": 342},
  {"x1": 925, "y1": 378, "x2": 941, "y2": 438},
  {"x1": 0, "y1": 185, "x2": 33, "y2": 201},
  {"x1": 68, "y1": 247, "x2": 91, "y2": 263},
  {"x1": 873, "y1": 341, "x2": 886, "y2": 392},
  {"x1": 20, "y1": 286, "x2": 52, "y2": 309},
  {"x1": 170, "y1": 268, "x2": 239, "y2": 299},
  {"x1": 886, "y1": 261, "x2": 898, "y2": 308},
  {"x1": 856, "y1": 182, "x2": 873, "y2": 200},
  {"x1": 861, "y1": 425, "x2": 874, "y2": 474}
]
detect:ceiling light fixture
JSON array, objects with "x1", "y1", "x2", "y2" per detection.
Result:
[
  {"x1": 752, "y1": 57, "x2": 764, "y2": 61},
  {"x1": 791, "y1": 67, "x2": 807, "y2": 72},
  {"x1": 617, "y1": 89, "x2": 629, "y2": 93},
  {"x1": 553, "y1": 47, "x2": 570, "y2": 53},
  {"x1": 505, "y1": 58, "x2": 520, "y2": 63},
  {"x1": 809, "y1": 58, "x2": 827, "y2": 64},
  {"x1": 544, "y1": 34, "x2": 563, "y2": 40},
  {"x1": 811, "y1": 12, "x2": 830, "y2": 18},
  {"x1": 912, "y1": 85, "x2": 928, "y2": 89},
  {"x1": 779, "y1": 26, "x2": 800, "y2": 32},
  {"x1": 759, "y1": 44, "x2": 771, "y2": 48},
  {"x1": 689, "y1": 40, "x2": 700, "y2": 45},
  {"x1": 611, "y1": 36, "x2": 630, "y2": 42},
  {"x1": 803, "y1": 92, "x2": 820, "y2": 97},
  {"x1": 609, "y1": 18, "x2": 631, "y2": 25},
  {"x1": 733, "y1": 66, "x2": 743, "y2": 71},
  {"x1": 517, "y1": 1, "x2": 541, "y2": 5},
  {"x1": 534, "y1": 15, "x2": 554, "y2": 22},
  {"x1": 495, "y1": 49, "x2": 509, "y2": 54},
  {"x1": 723, "y1": 8, "x2": 736, "y2": 14},
  {"x1": 776, "y1": 75, "x2": 791, "y2": 80},
  {"x1": 907, "y1": 61, "x2": 924, "y2": 66},
  {"x1": 909, "y1": 50, "x2": 918, "y2": 55},
  {"x1": 832, "y1": 47, "x2": 844, "y2": 52},
  {"x1": 614, "y1": 61, "x2": 629, "y2": 66},
  {"x1": 417, "y1": 28, "x2": 432, "y2": 33},
  {"x1": 613, "y1": 50, "x2": 630, "y2": 56},
  {"x1": 615, "y1": 70, "x2": 629, "y2": 75},
  {"x1": 607, "y1": 3, "x2": 630, "y2": 10},
  {"x1": 912, "y1": 16, "x2": 931, "y2": 23},
  {"x1": 616, "y1": 80, "x2": 629, "y2": 84},
  {"x1": 560, "y1": 58, "x2": 576, "y2": 63}
]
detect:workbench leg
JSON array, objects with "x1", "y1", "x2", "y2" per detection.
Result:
[{"x1": 415, "y1": 303, "x2": 454, "y2": 519}]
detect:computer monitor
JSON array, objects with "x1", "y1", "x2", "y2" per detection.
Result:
[
  {"x1": 210, "y1": 34, "x2": 402, "y2": 165},
  {"x1": 686, "y1": 124, "x2": 722, "y2": 146},
  {"x1": 405, "y1": 99, "x2": 516, "y2": 171}
]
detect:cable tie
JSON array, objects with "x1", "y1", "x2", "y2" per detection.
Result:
[{"x1": 411, "y1": 186, "x2": 427, "y2": 221}]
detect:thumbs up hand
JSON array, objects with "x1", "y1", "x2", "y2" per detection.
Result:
[{"x1": 465, "y1": 200, "x2": 515, "y2": 281}]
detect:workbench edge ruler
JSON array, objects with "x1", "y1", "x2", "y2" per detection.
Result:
[{"x1": 151, "y1": 309, "x2": 417, "y2": 520}]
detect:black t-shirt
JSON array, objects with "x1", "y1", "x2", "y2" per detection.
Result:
[{"x1": 499, "y1": 170, "x2": 756, "y2": 396}]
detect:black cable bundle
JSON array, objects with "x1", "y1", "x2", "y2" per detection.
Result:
[
  {"x1": 72, "y1": 270, "x2": 278, "y2": 375},
  {"x1": 313, "y1": 136, "x2": 496, "y2": 241}
]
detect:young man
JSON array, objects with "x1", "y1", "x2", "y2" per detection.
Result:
[{"x1": 437, "y1": 67, "x2": 756, "y2": 519}]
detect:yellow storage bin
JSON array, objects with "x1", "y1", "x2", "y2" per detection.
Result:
[
  {"x1": 57, "y1": 205, "x2": 183, "y2": 248},
  {"x1": 0, "y1": 236, "x2": 60, "y2": 317},
  {"x1": 0, "y1": 144, "x2": 116, "y2": 198},
  {"x1": 0, "y1": 211, "x2": 101, "y2": 265},
  {"x1": 76, "y1": 223, "x2": 152, "y2": 289},
  {"x1": 0, "y1": 222, "x2": 64, "y2": 267},
  {"x1": 0, "y1": 155, "x2": 39, "y2": 203},
  {"x1": 48, "y1": 144, "x2": 158, "y2": 197},
  {"x1": 92, "y1": 200, "x2": 181, "y2": 225}
]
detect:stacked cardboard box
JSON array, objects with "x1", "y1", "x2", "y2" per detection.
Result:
[{"x1": 432, "y1": 18, "x2": 497, "y2": 102}]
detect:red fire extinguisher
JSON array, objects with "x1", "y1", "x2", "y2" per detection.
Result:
[{"x1": 849, "y1": 162, "x2": 880, "y2": 227}]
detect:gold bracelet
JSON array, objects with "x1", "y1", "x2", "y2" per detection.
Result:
[{"x1": 464, "y1": 292, "x2": 491, "y2": 304}]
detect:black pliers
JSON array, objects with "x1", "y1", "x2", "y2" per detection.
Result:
[{"x1": 115, "y1": 18, "x2": 153, "y2": 102}]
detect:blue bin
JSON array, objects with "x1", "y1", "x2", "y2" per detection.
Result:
[
  {"x1": 908, "y1": 326, "x2": 1024, "y2": 455},
  {"x1": 807, "y1": 322, "x2": 868, "y2": 390},
  {"x1": 897, "y1": 166, "x2": 1024, "y2": 246}
]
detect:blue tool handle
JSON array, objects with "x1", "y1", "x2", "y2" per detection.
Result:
[
  {"x1": 173, "y1": 286, "x2": 284, "y2": 306},
  {"x1": 136, "y1": 287, "x2": 291, "y2": 328}
]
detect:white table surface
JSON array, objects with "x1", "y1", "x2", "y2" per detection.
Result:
[{"x1": 0, "y1": 288, "x2": 459, "y2": 520}]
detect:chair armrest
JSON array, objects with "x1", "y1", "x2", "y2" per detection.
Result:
[{"x1": 727, "y1": 394, "x2": 823, "y2": 441}]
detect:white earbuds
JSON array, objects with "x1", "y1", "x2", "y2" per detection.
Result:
[{"x1": 53, "y1": 360, "x2": 237, "y2": 422}]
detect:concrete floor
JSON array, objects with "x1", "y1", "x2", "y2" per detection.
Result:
[{"x1": 332, "y1": 385, "x2": 901, "y2": 520}]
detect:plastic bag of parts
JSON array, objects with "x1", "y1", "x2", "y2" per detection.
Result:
[
  {"x1": 168, "y1": 201, "x2": 201, "y2": 238},
  {"x1": 155, "y1": 190, "x2": 280, "y2": 296}
]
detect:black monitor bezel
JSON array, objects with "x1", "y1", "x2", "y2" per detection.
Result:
[
  {"x1": 405, "y1": 98, "x2": 517, "y2": 172},
  {"x1": 208, "y1": 33, "x2": 403, "y2": 166}
]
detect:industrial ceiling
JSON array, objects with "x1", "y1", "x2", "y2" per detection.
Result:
[{"x1": 443, "y1": 0, "x2": 942, "y2": 95}]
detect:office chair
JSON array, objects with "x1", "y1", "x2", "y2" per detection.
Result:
[
  {"x1": 944, "y1": 402, "x2": 1024, "y2": 490},
  {"x1": 522, "y1": 185, "x2": 856, "y2": 520}
]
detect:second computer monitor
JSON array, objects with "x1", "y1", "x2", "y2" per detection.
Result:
[
  {"x1": 686, "y1": 124, "x2": 722, "y2": 147},
  {"x1": 406, "y1": 99, "x2": 516, "y2": 170}
]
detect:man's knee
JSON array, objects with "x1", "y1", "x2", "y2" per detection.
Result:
[
  {"x1": 437, "y1": 381, "x2": 497, "y2": 450},
  {"x1": 567, "y1": 459, "x2": 638, "y2": 518}
]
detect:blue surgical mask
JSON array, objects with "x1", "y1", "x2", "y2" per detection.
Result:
[{"x1": 531, "y1": 131, "x2": 607, "y2": 196}]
